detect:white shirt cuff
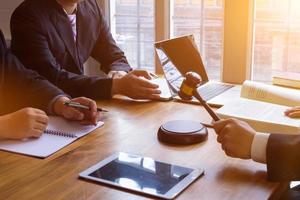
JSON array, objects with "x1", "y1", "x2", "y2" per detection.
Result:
[
  {"x1": 108, "y1": 71, "x2": 127, "y2": 78},
  {"x1": 251, "y1": 132, "x2": 270, "y2": 164}
]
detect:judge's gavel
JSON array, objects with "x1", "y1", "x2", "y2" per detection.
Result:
[{"x1": 178, "y1": 72, "x2": 220, "y2": 121}]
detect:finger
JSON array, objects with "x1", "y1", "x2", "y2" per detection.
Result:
[
  {"x1": 221, "y1": 143, "x2": 226, "y2": 151},
  {"x1": 149, "y1": 94, "x2": 164, "y2": 100},
  {"x1": 224, "y1": 149, "x2": 234, "y2": 157},
  {"x1": 285, "y1": 108, "x2": 299, "y2": 114},
  {"x1": 71, "y1": 97, "x2": 97, "y2": 121},
  {"x1": 32, "y1": 108, "x2": 47, "y2": 114},
  {"x1": 288, "y1": 112, "x2": 300, "y2": 118},
  {"x1": 34, "y1": 114, "x2": 49, "y2": 125},
  {"x1": 131, "y1": 93, "x2": 162, "y2": 100},
  {"x1": 213, "y1": 119, "x2": 232, "y2": 135},
  {"x1": 71, "y1": 97, "x2": 91, "y2": 105},
  {"x1": 138, "y1": 88, "x2": 161, "y2": 95},
  {"x1": 33, "y1": 122, "x2": 47, "y2": 132},
  {"x1": 30, "y1": 129, "x2": 44, "y2": 138},
  {"x1": 217, "y1": 135, "x2": 224, "y2": 143},
  {"x1": 285, "y1": 109, "x2": 300, "y2": 116},
  {"x1": 88, "y1": 101, "x2": 98, "y2": 124},
  {"x1": 63, "y1": 107, "x2": 84, "y2": 121},
  {"x1": 95, "y1": 112, "x2": 101, "y2": 122},
  {"x1": 80, "y1": 120, "x2": 95, "y2": 126},
  {"x1": 136, "y1": 77, "x2": 159, "y2": 88},
  {"x1": 132, "y1": 70, "x2": 152, "y2": 80}
]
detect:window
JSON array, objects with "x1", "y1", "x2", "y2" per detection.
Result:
[
  {"x1": 107, "y1": 0, "x2": 300, "y2": 83},
  {"x1": 171, "y1": 0, "x2": 224, "y2": 80},
  {"x1": 252, "y1": 0, "x2": 300, "y2": 82},
  {"x1": 110, "y1": 0, "x2": 155, "y2": 72},
  {"x1": 109, "y1": 0, "x2": 224, "y2": 80}
]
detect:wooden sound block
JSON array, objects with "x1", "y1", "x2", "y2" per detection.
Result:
[{"x1": 157, "y1": 120, "x2": 208, "y2": 145}]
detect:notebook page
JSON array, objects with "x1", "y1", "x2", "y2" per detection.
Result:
[
  {"x1": 47, "y1": 116, "x2": 104, "y2": 138},
  {"x1": 0, "y1": 134, "x2": 76, "y2": 158},
  {"x1": 0, "y1": 116, "x2": 104, "y2": 158}
]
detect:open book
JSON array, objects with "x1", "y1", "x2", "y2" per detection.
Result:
[
  {"x1": 0, "y1": 116, "x2": 104, "y2": 158},
  {"x1": 216, "y1": 81, "x2": 300, "y2": 134}
]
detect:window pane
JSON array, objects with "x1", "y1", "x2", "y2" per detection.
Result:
[
  {"x1": 110, "y1": 0, "x2": 155, "y2": 71},
  {"x1": 171, "y1": 0, "x2": 224, "y2": 80},
  {"x1": 253, "y1": 0, "x2": 300, "y2": 82}
]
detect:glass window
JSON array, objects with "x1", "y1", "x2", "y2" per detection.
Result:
[
  {"x1": 253, "y1": 0, "x2": 300, "y2": 82},
  {"x1": 110, "y1": 0, "x2": 155, "y2": 71},
  {"x1": 170, "y1": 0, "x2": 224, "y2": 80}
]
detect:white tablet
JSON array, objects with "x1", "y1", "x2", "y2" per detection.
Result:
[{"x1": 79, "y1": 152, "x2": 204, "y2": 199}]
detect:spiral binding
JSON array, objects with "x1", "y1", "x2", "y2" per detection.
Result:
[{"x1": 44, "y1": 129, "x2": 77, "y2": 138}]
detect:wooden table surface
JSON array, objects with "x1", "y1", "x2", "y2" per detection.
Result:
[{"x1": 0, "y1": 99, "x2": 288, "y2": 200}]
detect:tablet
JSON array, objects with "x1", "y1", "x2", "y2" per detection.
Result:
[{"x1": 79, "y1": 152, "x2": 204, "y2": 199}]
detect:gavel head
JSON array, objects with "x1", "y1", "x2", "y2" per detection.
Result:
[{"x1": 178, "y1": 72, "x2": 202, "y2": 100}]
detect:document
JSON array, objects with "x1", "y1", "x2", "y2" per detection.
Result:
[{"x1": 216, "y1": 81, "x2": 300, "y2": 134}]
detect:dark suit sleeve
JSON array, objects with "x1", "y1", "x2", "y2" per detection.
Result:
[
  {"x1": 10, "y1": 5, "x2": 113, "y2": 99},
  {"x1": 0, "y1": 47, "x2": 65, "y2": 115},
  {"x1": 267, "y1": 134, "x2": 300, "y2": 181},
  {"x1": 91, "y1": 0, "x2": 132, "y2": 73}
]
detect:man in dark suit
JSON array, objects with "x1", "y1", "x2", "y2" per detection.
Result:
[
  {"x1": 10, "y1": 0, "x2": 161, "y2": 100},
  {"x1": 213, "y1": 115, "x2": 300, "y2": 199},
  {"x1": 0, "y1": 30, "x2": 99, "y2": 139}
]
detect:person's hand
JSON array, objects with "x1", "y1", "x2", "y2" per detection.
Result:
[
  {"x1": 0, "y1": 108, "x2": 49, "y2": 139},
  {"x1": 213, "y1": 118, "x2": 256, "y2": 159},
  {"x1": 111, "y1": 69, "x2": 161, "y2": 100},
  {"x1": 53, "y1": 96, "x2": 100, "y2": 125},
  {"x1": 285, "y1": 106, "x2": 300, "y2": 118}
]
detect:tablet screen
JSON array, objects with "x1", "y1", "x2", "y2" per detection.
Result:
[{"x1": 80, "y1": 152, "x2": 202, "y2": 198}]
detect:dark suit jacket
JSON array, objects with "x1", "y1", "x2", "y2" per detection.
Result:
[
  {"x1": 10, "y1": 0, "x2": 131, "y2": 99},
  {"x1": 0, "y1": 30, "x2": 65, "y2": 115},
  {"x1": 267, "y1": 134, "x2": 300, "y2": 181}
]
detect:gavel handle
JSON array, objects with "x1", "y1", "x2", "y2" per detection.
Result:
[{"x1": 193, "y1": 90, "x2": 221, "y2": 121}]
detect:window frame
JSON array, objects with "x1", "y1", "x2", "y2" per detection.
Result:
[{"x1": 99, "y1": 0, "x2": 255, "y2": 84}]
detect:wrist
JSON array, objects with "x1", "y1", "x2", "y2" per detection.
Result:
[
  {"x1": 112, "y1": 78, "x2": 122, "y2": 95},
  {"x1": 53, "y1": 96, "x2": 70, "y2": 116}
]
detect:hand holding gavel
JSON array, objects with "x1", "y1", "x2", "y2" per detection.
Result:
[{"x1": 178, "y1": 72, "x2": 220, "y2": 121}]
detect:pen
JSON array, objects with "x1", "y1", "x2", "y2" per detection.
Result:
[{"x1": 64, "y1": 101, "x2": 108, "y2": 112}]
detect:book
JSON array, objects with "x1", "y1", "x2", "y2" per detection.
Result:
[
  {"x1": 272, "y1": 75, "x2": 300, "y2": 89},
  {"x1": 216, "y1": 81, "x2": 300, "y2": 134},
  {"x1": 0, "y1": 116, "x2": 104, "y2": 158}
]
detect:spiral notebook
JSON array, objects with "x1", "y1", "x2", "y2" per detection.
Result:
[{"x1": 0, "y1": 116, "x2": 104, "y2": 158}]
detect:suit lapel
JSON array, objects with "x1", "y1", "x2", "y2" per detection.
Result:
[{"x1": 50, "y1": 9, "x2": 81, "y2": 71}]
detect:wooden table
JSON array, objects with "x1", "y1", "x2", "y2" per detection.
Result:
[{"x1": 0, "y1": 99, "x2": 288, "y2": 200}]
